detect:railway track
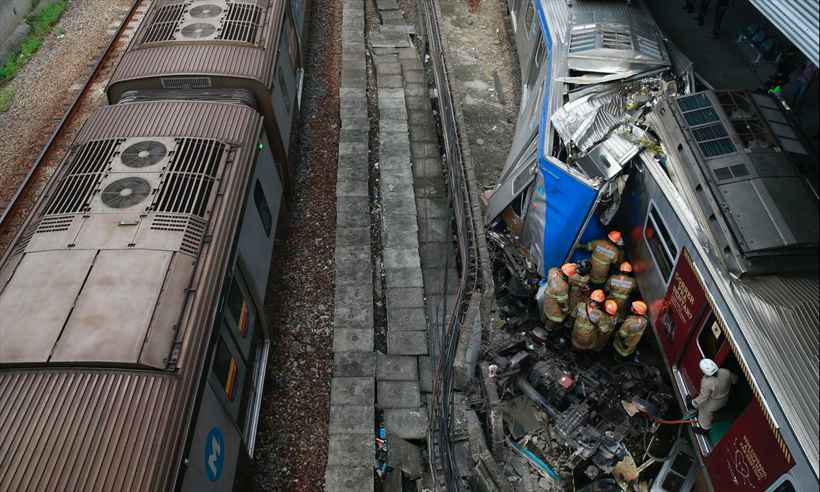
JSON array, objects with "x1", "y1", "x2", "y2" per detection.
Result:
[
  {"x1": 419, "y1": 0, "x2": 484, "y2": 488},
  {"x1": 0, "y1": 0, "x2": 146, "y2": 260}
]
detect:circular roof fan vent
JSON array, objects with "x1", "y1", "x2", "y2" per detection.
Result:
[
  {"x1": 189, "y1": 4, "x2": 223, "y2": 18},
  {"x1": 181, "y1": 22, "x2": 217, "y2": 39},
  {"x1": 101, "y1": 177, "x2": 152, "y2": 209},
  {"x1": 121, "y1": 140, "x2": 167, "y2": 168}
]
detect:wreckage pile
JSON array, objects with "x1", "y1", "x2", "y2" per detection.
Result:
[{"x1": 460, "y1": 250, "x2": 679, "y2": 491}]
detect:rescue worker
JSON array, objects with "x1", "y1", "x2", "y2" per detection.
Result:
[
  {"x1": 583, "y1": 231, "x2": 624, "y2": 285},
  {"x1": 605, "y1": 261, "x2": 637, "y2": 315},
  {"x1": 542, "y1": 263, "x2": 577, "y2": 329},
  {"x1": 571, "y1": 289, "x2": 609, "y2": 351},
  {"x1": 567, "y1": 264, "x2": 591, "y2": 319},
  {"x1": 613, "y1": 301, "x2": 648, "y2": 357},
  {"x1": 592, "y1": 300, "x2": 619, "y2": 351},
  {"x1": 686, "y1": 359, "x2": 738, "y2": 434}
]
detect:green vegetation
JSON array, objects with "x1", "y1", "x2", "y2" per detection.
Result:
[
  {"x1": 0, "y1": 1, "x2": 69, "y2": 83},
  {"x1": 0, "y1": 86, "x2": 15, "y2": 113}
]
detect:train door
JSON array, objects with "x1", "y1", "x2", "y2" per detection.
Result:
[
  {"x1": 182, "y1": 268, "x2": 270, "y2": 491},
  {"x1": 271, "y1": 11, "x2": 299, "y2": 155}
]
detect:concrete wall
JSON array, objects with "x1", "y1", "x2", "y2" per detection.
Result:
[{"x1": 1, "y1": 0, "x2": 38, "y2": 63}]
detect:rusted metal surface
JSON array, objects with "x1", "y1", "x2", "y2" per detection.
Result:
[
  {"x1": 0, "y1": 0, "x2": 147, "y2": 260},
  {"x1": 0, "y1": 100, "x2": 264, "y2": 491}
]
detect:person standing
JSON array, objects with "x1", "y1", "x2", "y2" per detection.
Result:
[
  {"x1": 593, "y1": 300, "x2": 619, "y2": 351},
  {"x1": 582, "y1": 231, "x2": 624, "y2": 286},
  {"x1": 567, "y1": 265, "x2": 591, "y2": 319},
  {"x1": 613, "y1": 301, "x2": 649, "y2": 357},
  {"x1": 542, "y1": 263, "x2": 576, "y2": 329},
  {"x1": 686, "y1": 359, "x2": 738, "y2": 434},
  {"x1": 605, "y1": 261, "x2": 637, "y2": 316},
  {"x1": 712, "y1": 0, "x2": 731, "y2": 38},
  {"x1": 571, "y1": 289, "x2": 608, "y2": 351}
]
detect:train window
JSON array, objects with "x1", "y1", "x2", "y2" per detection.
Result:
[
  {"x1": 213, "y1": 337, "x2": 239, "y2": 402},
  {"x1": 644, "y1": 203, "x2": 677, "y2": 283},
  {"x1": 525, "y1": 1, "x2": 535, "y2": 38},
  {"x1": 225, "y1": 273, "x2": 258, "y2": 363},
  {"x1": 698, "y1": 319, "x2": 725, "y2": 359},
  {"x1": 772, "y1": 480, "x2": 795, "y2": 492},
  {"x1": 254, "y1": 179, "x2": 272, "y2": 237}
]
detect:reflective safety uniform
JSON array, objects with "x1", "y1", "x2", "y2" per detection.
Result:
[
  {"x1": 592, "y1": 311, "x2": 617, "y2": 351},
  {"x1": 572, "y1": 303, "x2": 610, "y2": 351},
  {"x1": 613, "y1": 314, "x2": 648, "y2": 357},
  {"x1": 543, "y1": 267, "x2": 570, "y2": 324},
  {"x1": 584, "y1": 239, "x2": 623, "y2": 284},
  {"x1": 605, "y1": 273, "x2": 637, "y2": 314},
  {"x1": 568, "y1": 273, "x2": 590, "y2": 315},
  {"x1": 693, "y1": 368, "x2": 738, "y2": 429}
]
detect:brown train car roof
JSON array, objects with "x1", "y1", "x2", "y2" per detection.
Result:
[
  {"x1": 108, "y1": 0, "x2": 286, "y2": 98},
  {"x1": 0, "y1": 100, "x2": 263, "y2": 491}
]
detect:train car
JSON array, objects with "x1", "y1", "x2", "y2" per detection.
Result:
[
  {"x1": 615, "y1": 89, "x2": 819, "y2": 492},
  {"x1": 486, "y1": 0, "x2": 676, "y2": 276},
  {"x1": 0, "y1": 99, "x2": 282, "y2": 491},
  {"x1": 484, "y1": 0, "x2": 819, "y2": 490},
  {"x1": 107, "y1": 0, "x2": 304, "y2": 182}
]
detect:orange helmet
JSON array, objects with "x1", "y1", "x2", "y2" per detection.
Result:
[
  {"x1": 590, "y1": 289, "x2": 606, "y2": 303},
  {"x1": 560, "y1": 263, "x2": 577, "y2": 277},
  {"x1": 608, "y1": 230, "x2": 624, "y2": 246},
  {"x1": 619, "y1": 261, "x2": 633, "y2": 273},
  {"x1": 631, "y1": 300, "x2": 648, "y2": 316},
  {"x1": 605, "y1": 300, "x2": 618, "y2": 316}
]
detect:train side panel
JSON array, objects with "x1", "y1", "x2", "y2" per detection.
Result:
[{"x1": 618, "y1": 158, "x2": 806, "y2": 492}]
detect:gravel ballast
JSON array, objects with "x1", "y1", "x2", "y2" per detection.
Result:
[{"x1": 251, "y1": 0, "x2": 342, "y2": 489}]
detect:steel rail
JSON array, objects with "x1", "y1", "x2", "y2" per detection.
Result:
[
  {"x1": 0, "y1": 0, "x2": 144, "y2": 260},
  {"x1": 419, "y1": 0, "x2": 483, "y2": 488}
]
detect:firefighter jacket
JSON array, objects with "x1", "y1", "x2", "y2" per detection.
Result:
[
  {"x1": 605, "y1": 273, "x2": 637, "y2": 313},
  {"x1": 613, "y1": 314, "x2": 648, "y2": 357},
  {"x1": 592, "y1": 312, "x2": 617, "y2": 351},
  {"x1": 568, "y1": 273, "x2": 590, "y2": 315},
  {"x1": 584, "y1": 239, "x2": 623, "y2": 284},
  {"x1": 572, "y1": 302, "x2": 610, "y2": 351},
  {"x1": 543, "y1": 267, "x2": 570, "y2": 323}
]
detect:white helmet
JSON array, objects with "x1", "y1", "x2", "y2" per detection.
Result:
[{"x1": 699, "y1": 358, "x2": 719, "y2": 376}]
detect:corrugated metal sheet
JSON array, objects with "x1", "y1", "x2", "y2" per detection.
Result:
[
  {"x1": 730, "y1": 274, "x2": 819, "y2": 475},
  {"x1": 0, "y1": 370, "x2": 176, "y2": 491},
  {"x1": 108, "y1": 0, "x2": 285, "y2": 93},
  {"x1": 748, "y1": 0, "x2": 819, "y2": 67},
  {"x1": 76, "y1": 100, "x2": 261, "y2": 146},
  {"x1": 110, "y1": 44, "x2": 273, "y2": 89}
]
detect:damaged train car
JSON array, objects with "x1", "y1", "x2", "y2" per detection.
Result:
[{"x1": 479, "y1": 0, "x2": 819, "y2": 491}]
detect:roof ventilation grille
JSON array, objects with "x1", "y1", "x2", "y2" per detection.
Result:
[
  {"x1": 36, "y1": 215, "x2": 74, "y2": 233},
  {"x1": 45, "y1": 139, "x2": 121, "y2": 215},
  {"x1": 11, "y1": 223, "x2": 38, "y2": 256},
  {"x1": 142, "y1": 3, "x2": 187, "y2": 43},
  {"x1": 160, "y1": 77, "x2": 213, "y2": 90},
  {"x1": 217, "y1": 3, "x2": 263, "y2": 43},
  {"x1": 180, "y1": 216, "x2": 207, "y2": 256},
  {"x1": 152, "y1": 138, "x2": 225, "y2": 217}
]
